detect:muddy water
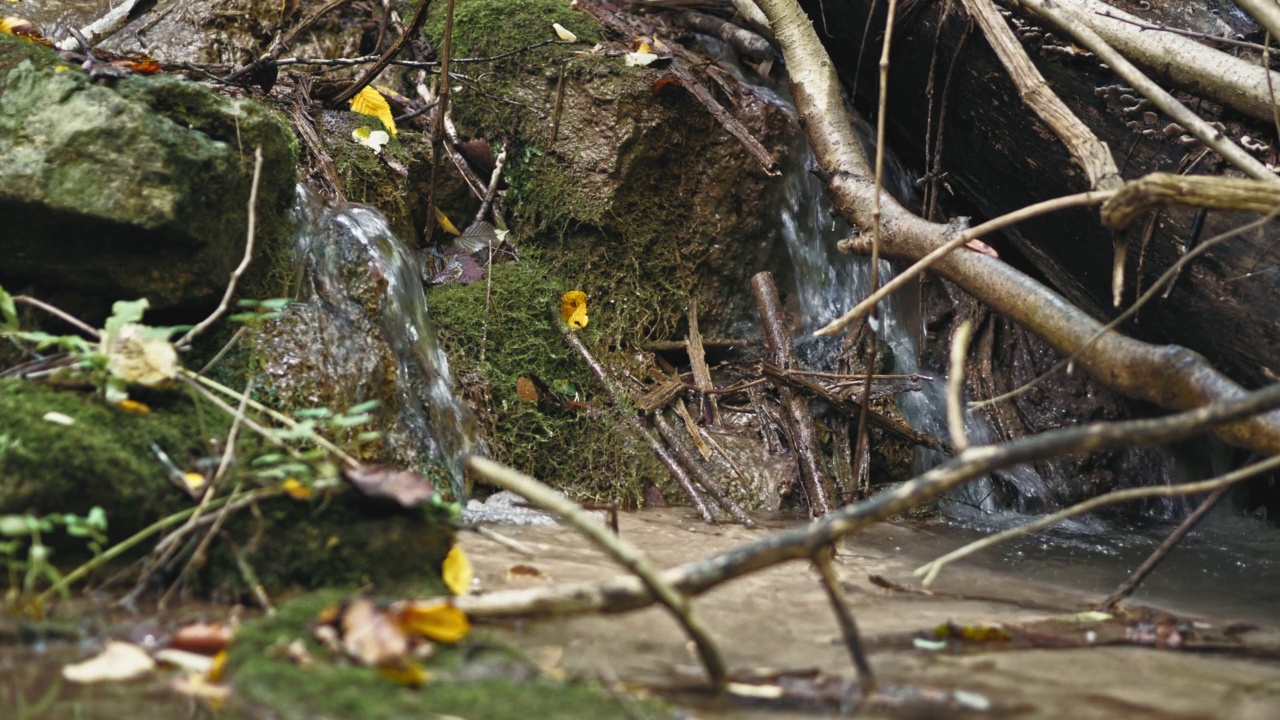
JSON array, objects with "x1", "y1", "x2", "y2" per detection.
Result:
[{"x1": 461, "y1": 509, "x2": 1280, "y2": 719}]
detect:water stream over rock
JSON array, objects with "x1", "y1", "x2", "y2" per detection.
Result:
[{"x1": 255, "y1": 187, "x2": 481, "y2": 494}]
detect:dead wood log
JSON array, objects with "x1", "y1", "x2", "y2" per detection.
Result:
[
  {"x1": 761, "y1": 364, "x2": 952, "y2": 456},
  {"x1": 752, "y1": 271, "x2": 836, "y2": 515}
]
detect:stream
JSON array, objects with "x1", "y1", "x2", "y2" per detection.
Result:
[{"x1": 5, "y1": 2, "x2": 1279, "y2": 717}]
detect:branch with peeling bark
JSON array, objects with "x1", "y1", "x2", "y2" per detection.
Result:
[{"x1": 753, "y1": 0, "x2": 1280, "y2": 457}]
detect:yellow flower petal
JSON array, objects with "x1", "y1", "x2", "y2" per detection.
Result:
[{"x1": 560, "y1": 290, "x2": 588, "y2": 330}]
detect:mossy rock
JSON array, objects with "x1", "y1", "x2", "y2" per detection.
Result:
[
  {"x1": 0, "y1": 33, "x2": 298, "y2": 323},
  {"x1": 430, "y1": 255, "x2": 664, "y2": 504},
  {"x1": 228, "y1": 591, "x2": 673, "y2": 720},
  {"x1": 0, "y1": 379, "x2": 454, "y2": 595}
]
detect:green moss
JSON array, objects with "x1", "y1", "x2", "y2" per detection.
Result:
[
  {"x1": 0, "y1": 378, "x2": 455, "y2": 594},
  {"x1": 230, "y1": 591, "x2": 672, "y2": 720},
  {"x1": 422, "y1": 0, "x2": 605, "y2": 138},
  {"x1": 429, "y1": 255, "x2": 661, "y2": 504},
  {"x1": 0, "y1": 379, "x2": 226, "y2": 543}
]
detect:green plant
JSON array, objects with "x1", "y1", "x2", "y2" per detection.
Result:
[{"x1": 1, "y1": 506, "x2": 107, "y2": 608}]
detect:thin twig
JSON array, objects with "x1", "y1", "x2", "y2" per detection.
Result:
[
  {"x1": 454, "y1": 382, "x2": 1280, "y2": 620},
  {"x1": 37, "y1": 486, "x2": 285, "y2": 607},
  {"x1": 11, "y1": 296, "x2": 101, "y2": 338},
  {"x1": 814, "y1": 548, "x2": 874, "y2": 691},
  {"x1": 468, "y1": 457, "x2": 728, "y2": 690},
  {"x1": 330, "y1": 0, "x2": 435, "y2": 106},
  {"x1": 176, "y1": 146, "x2": 264, "y2": 349},
  {"x1": 816, "y1": 190, "x2": 1115, "y2": 337},
  {"x1": 946, "y1": 321, "x2": 972, "y2": 453}
]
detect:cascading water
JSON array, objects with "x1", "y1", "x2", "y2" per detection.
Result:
[
  {"x1": 739, "y1": 77, "x2": 1048, "y2": 514},
  {"x1": 261, "y1": 187, "x2": 480, "y2": 495}
]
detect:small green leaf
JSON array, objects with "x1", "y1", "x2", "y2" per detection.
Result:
[
  {"x1": 294, "y1": 408, "x2": 333, "y2": 419},
  {"x1": 331, "y1": 413, "x2": 371, "y2": 428},
  {"x1": 347, "y1": 400, "x2": 382, "y2": 414},
  {"x1": 0, "y1": 283, "x2": 17, "y2": 332},
  {"x1": 103, "y1": 298, "x2": 150, "y2": 345}
]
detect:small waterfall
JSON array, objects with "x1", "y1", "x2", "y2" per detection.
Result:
[
  {"x1": 262, "y1": 187, "x2": 480, "y2": 495},
  {"x1": 742, "y1": 76, "x2": 1048, "y2": 513}
]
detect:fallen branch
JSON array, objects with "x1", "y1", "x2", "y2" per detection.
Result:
[
  {"x1": 54, "y1": 0, "x2": 156, "y2": 51},
  {"x1": 753, "y1": 271, "x2": 835, "y2": 515},
  {"x1": 756, "y1": 0, "x2": 1280, "y2": 456},
  {"x1": 330, "y1": 0, "x2": 436, "y2": 105},
  {"x1": 1012, "y1": 0, "x2": 1280, "y2": 183},
  {"x1": 468, "y1": 457, "x2": 727, "y2": 690},
  {"x1": 454, "y1": 381, "x2": 1280, "y2": 620},
  {"x1": 557, "y1": 311, "x2": 716, "y2": 523}
]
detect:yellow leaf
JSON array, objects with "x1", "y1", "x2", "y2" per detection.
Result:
[
  {"x1": 1, "y1": 18, "x2": 44, "y2": 41},
  {"x1": 349, "y1": 86, "x2": 397, "y2": 136},
  {"x1": 208, "y1": 651, "x2": 228, "y2": 683},
  {"x1": 395, "y1": 602, "x2": 471, "y2": 643},
  {"x1": 637, "y1": 42, "x2": 652, "y2": 53},
  {"x1": 116, "y1": 399, "x2": 151, "y2": 414},
  {"x1": 560, "y1": 290, "x2": 588, "y2": 330},
  {"x1": 282, "y1": 478, "x2": 313, "y2": 500},
  {"x1": 378, "y1": 662, "x2": 429, "y2": 687},
  {"x1": 183, "y1": 472, "x2": 207, "y2": 495},
  {"x1": 442, "y1": 545, "x2": 473, "y2": 596},
  {"x1": 434, "y1": 207, "x2": 461, "y2": 236}
]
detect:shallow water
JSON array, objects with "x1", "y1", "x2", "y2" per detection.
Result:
[{"x1": 463, "y1": 509, "x2": 1280, "y2": 719}]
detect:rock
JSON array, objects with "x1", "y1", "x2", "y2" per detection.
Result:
[{"x1": 0, "y1": 34, "x2": 297, "y2": 319}]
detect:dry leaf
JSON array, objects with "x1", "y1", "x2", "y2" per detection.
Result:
[
  {"x1": 171, "y1": 672, "x2": 231, "y2": 707},
  {"x1": 552, "y1": 23, "x2": 577, "y2": 42},
  {"x1": 434, "y1": 207, "x2": 462, "y2": 236},
  {"x1": 442, "y1": 545, "x2": 473, "y2": 596},
  {"x1": 169, "y1": 623, "x2": 234, "y2": 656},
  {"x1": 115, "y1": 399, "x2": 151, "y2": 414},
  {"x1": 341, "y1": 599, "x2": 411, "y2": 667},
  {"x1": 393, "y1": 601, "x2": 471, "y2": 644},
  {"x1": 515, "y1": 377, "x2": 539, "y2": 403},
  {"x1": 560, "y1": 290, "x2": 588, "y2": 330},
  {"x1": 63, "y1": 642, "x2": 156, "y2": 683},
  {"x1": 342, "y1": 464, "x2": 437, "y2": 507},
  {"x1": 182, "y1": 472, "x2": 206, "y2": 496},
  {"x1": 624, "y1": 52, "x2": 658, "y2": 67},
  {"x1": 1, "y1": 17, "x2": 45, "y2": 42},
  {"x1": 280, "y1": 0, "x2": 302, "y2": 22},
  {"x1": 349, "y1": 86, "x2": 398, "y2": 136},
  {"x1": 154, "y1": 649, "x2": 216, "y2": 675},
  {"x1": 506, "y1": 564, "x2": 550, "y2": 581}
]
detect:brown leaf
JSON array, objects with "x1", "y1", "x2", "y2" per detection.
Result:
[
  {"x1": 342, "y1": 464, "x2": 436, "y2": 508},
  {"x1": 339, "y1": 599, "x2": 410, "y2": 667},
  {"x1": 169, "y1": 622, "x2": 234, "y2": 656},
  {"x1": 515, "y1": 377, "x2": 539, "y2": 403}
]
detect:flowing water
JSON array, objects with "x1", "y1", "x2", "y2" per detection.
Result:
[{"x1": 280, "y1": 187, "x2": 481, "y2": 492}]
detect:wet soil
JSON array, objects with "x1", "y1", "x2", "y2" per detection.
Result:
[{"x1": 461, "y1": 509, "x2": 1280, "y2": 719}]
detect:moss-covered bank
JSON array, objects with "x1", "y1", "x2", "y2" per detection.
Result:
[{"x1": 228, "y1": 591, "x2": 672, "y2": 720}]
